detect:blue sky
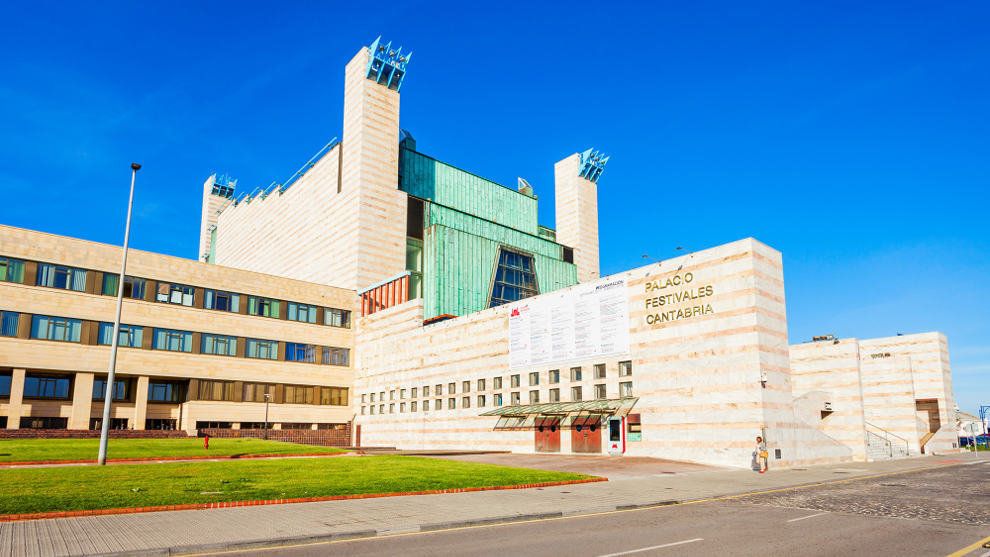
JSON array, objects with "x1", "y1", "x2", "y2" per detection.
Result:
[{"x1": 1, "y1": 2, "x2": 987, "y2": 413}]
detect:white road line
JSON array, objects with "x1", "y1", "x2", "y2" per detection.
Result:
[
  {"x1": 598, "y1": 538, "x2": 704, "y2": 556},
  {"x1": 787, "y1": 511, "x2": 830, "y2": 523}
]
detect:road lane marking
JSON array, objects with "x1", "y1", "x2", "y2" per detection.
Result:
[
  {"x1": 187, "y1": 460, "x2": 972, "y2": 556},
  {"x1": 945, "y1": 534, "x2": 990, "y2": 557},
  {"x1": 786, "y1": 511, "x2": 829, "y2": 523},
  {"x1": 598, "y1": 538, "x2": 703, "y2": 556}
]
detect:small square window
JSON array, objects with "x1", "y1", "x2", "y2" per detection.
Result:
[
  {"x1": 619, "y1": 361, "x2": 632, "y2": 377},
  {"x1": 620, "y1": 381, "x2": 633, "y2": 398},
  {"x1": 549, "y1": 388, "x2": 560, "y2": 402},
  {"x1": 571, "y1": 386, "x2": 583, "y2": 401},
  {"x1": 493, "y1": 377, "x2": 503, "y2": 389},
  {"x1": 570, "y1": 367, "x2": 582, "y2": 382},
  {"x1": 462, "y1": 381, "x2": 470, "y2": 393},
  {"x1": 436, "y1": 384, "x2": 442, "y2": 396},
  {"x1": 411, "y1": 401, "x2": 417, "y2": 412},
  {"x1": 477, "y1": 379, "x2": 485, "y2": 391},
  {"x1": 400, "y1": 402, "x2": 406, "y2": 413},
  {"x1": 462, "y1": 396, "x2": 470, "y2": 408},
  {"x1": 389, "y1": 403, "x2": 395, "y2": 413},
  {"x1": 448, "y1": 397, "x2": 456, "y2": 409},
  {"x1": 511, "y1": 374, "x2": 520, "y2": 388},
  {"x1": 594, "y1": 364, "x2": 606, "y2": 379},
  {"x1": 529, "y1": 372, "x2": 539, "y2": 386},
  {"x1": 400, "y1": 389, "x2": 406, "y2": 399},
  {"x1": 477, "y1": 395, "x2": 486, "y2": 407},
  {"x1": 511, "y1": 392, "x2": 520, "y2": 405},
  {"x1": 594, "y1": 384, "x2": 607, "y2": 399},
  {"x1": 423, "y1": 399, "x2": 430, "y2": 411},
  {"x1": 494, "y1": 394, "x2": 503, "y2": 406},
  {"x1": 549, "y1": 370, "x2": 559, "y2": 384},
  {"x1": 423, "y1": 386, "x2": 430, "y2": 396},
  {"x1": 448, "y1": 382, "x2": 456, "y2": 394},
  {"x1": 411, "y1": 387, "x2": 418, "y2": 398},
  {"x1": 361, "y1": 394, "x2": 367, "y2": 403},
  {"x1": 529, "y1": 390, "x2": 539, "y2": 403}
]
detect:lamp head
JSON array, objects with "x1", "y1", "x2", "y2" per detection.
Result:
[{"x1": 131, "y1": 163, "x2": 142, "y2": 171}]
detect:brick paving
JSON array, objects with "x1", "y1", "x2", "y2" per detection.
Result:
[{"x1": 0, "y1": 453, "x2": 982, "y2": 556}]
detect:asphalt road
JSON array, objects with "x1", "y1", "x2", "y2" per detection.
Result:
[{"x1": 218, "y1": 460, "x2": 990, "y2": 557}]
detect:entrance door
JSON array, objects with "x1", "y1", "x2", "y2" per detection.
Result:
[
  {"x1": 534, "y1": 417, "x2": 561, "y2": 452},
  {"x1": 571, "y1": 416, "x2": 602, "y2": 454}
]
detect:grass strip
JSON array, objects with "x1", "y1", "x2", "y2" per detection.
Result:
[
  {"x1": 0, "y1": 438, "x2": 347, "y2": 463},
  {"x1": 0, "y1": 455, "x2": 593, "y2": 515}
]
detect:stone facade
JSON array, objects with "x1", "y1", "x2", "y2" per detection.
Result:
[{"x1": 554, "y1": 153, "x2": 600, "y2": 283}]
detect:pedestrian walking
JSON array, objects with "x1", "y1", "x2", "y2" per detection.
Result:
[{"x1": 756, "y1": 435, "x2": 768, "y2": 473}]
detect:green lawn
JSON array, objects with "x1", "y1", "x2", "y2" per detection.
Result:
[
  {"x1": 0, "y1": 438, "x2": 347, "y2": 463},
  {"x1": 0, "y1": 455, "x2": 594, "y2": 515}
]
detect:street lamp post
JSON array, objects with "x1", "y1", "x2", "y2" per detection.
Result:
[
  {"x1": 97, "y1": 163, "x2": 140, "y2": 466},
  {"x1": 264, "y1": 393, "x2": 271, "y2": 440}
]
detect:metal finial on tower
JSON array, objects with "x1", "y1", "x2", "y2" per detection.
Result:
[
  {"x1": 578, "y1": 148, "x2": 609, "y2": 183},
  {"x1": 366, "y1": 36, "x2": 411, "y2": 91}
]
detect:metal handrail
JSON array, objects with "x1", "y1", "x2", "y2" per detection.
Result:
[{"x1": 864, "y1": 421, "x2": 910, "y2": 456}]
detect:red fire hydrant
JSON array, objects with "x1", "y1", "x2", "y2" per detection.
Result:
[{"x1": 204, "y1": 434, "x2": 210, "y2": 450}]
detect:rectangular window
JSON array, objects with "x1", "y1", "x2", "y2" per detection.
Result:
[
  {"x1": 477, "y1": 395, "x2": 486, "y2": 407},
  {"x1": 620, "y1": 381, "x2": 633, "y2": 398},
  {"x1": 319, "y1": 387, "x2": 348, "y2": 406},
  {"x1": 448, "y1": 398, "x2": 455, "y2": 409},
  {"x1": 247, "y1": 296, "x2": 281, "y2": 318},
  {"x1": 152, "y1": 328, "x2": 193, "y2": 352},
  {"x1": 25, "y1": 416, "x2": 68, "y2": 429},
  {"x1": 287, "y1": 302, "x2": 318, "y2": 323},
  {"x1": 370, "y1": 392, "x2": 376, "y2": 402},
  {"x1": 411, "y1": 387, "x2": 418, "y2": 398},
  {"x1": 529, "y1": 390, "x2": 539, "y2": 403},
  {"x1": 31, "y1": 315, "x2": 82, "y2": 342},
  {"x1": 510, "y1": 392, "x2": 520, "y2": 405},
  {"x1": 93, "y1": 378, "x2": 130, "y2": 401},
  {"x1": 435, "y1": 384, "x2": 443, "y2": 396},
  {"x1": 462, "y1": 396, "x2": 470, "y2": 409},
  {"x1": 325, "y1": 308, "x2": 351, "y2": 328},
  {"x1": 489, "y1": 249, "x2": 538, "y2": 307},
  {"x1": 36, "y1": 263, "x2": 87, "y2": 291},
  {"x1": 156, "y1": 281, "x2": 195, "y2": 306},
  {"x1": 400, "y1": 402, "x2": 406, "y2": 413},
  {"x1": 510, "y1": 374, "x2": 520, "y2": 388},
  {"x1": 389, "y1": 403, "x2": 395, "y2": 413},
  {"x1": 361, "y1": 406, "x2": 366, "y2": 415},
  {"x1": 494, "y1": 393, "x2": 503, "y2": 406},
  {"x1": 0, "y1": 311, "x2": 19, "y2": 337},
  {"x1": 201, "y1": 333, "x2": 238, "y2": 356},
  {"x1": 97, "y1": 323, "x2": 143, "y2": 348},
  {"x1": 245, "y1": 338, "x2": 278, "y2": 360},
  {"x1": 529, "y1": 372, "x2": 539, "y2": 386},
  {"x1": 570, "y1": 367, "x2": 582, "y2": 382},
  {"x1": 423, "y1": 386, "x2": 430, "y2": 396},
  {"x1": 594, "y1": 364, "x2": 606, "y2": 379},
  {"x1": 595, "y1": 384, "x2": 607, "y2": 399},
  {"x1": 448, "y1": 382, "x2": 456, "y2": 394},
  {"x1": 411, "y1": 401, "x2": 417, "y2": 412},
  {"x1": 422, "y1": 399, "x2": 429, "y2": 411},
  {"x1": 390, "y1": 390, "x2": 395, "y2": 401},
  {"x1": 462, "y1": 381, "x2": 470, "y2": 393},
  {"x1": 148, "y1": 381, "x2": 185, "y2": 403},
  {"x1": 400, "y1": 389, "x2": 407, "y2": 399},
  {"x1": 204, "y1": 290, "x2": 240, "y2": 312},
  {"x1": 146, "y1": 418, "x2": 177, "y2": 430},
  {"x1": 549, "y1": 388, "x2": 560, "y2": 402},
  {"x1": 23, "y1": 375, "x2": 71, "y2": 399},
  {"x1": 379, "y1": 404, "x2": 385, "y2": 414},
  {"x1": 322, "y1": 346, "x2": 350, "y2": 366},
  {"x1": 198, "y1": 380, "x2": 235, "y2": 401},
  {"x1": 619, "y1": 361, "x2": 633, "y2": 377},
  {"x1": 284, "y1": 385, "x2": 315, "y2": 404},
  {"x1": 571, "y1": 386, "x2": 583, "y2": 401},
  {"x1": 369, "y1": 405, "x2": 375, "y2": 415},
  {"x1": 477, "y1": 379, "x2": 485, "y2": 391},
  {"x1": 361, "y1": 393, "x2": 367, "y2": 403},
  {"x1": 102, "y1": 274, "x2": 146, "y2": 300},
  {"x1": 0, "y1": 256, "x2": 25, "y2": 283},
  {"x1": 549, "y1": 370, "x2": 560, "y2": 384},
  {"x1": 493, "y1": 377, "x2": 502, "y2": 390},
  {"x1": 0, "y1": 373, "x2": 11, "y2": 397},
  {"x1": 286, "y1": 342, "x2": 317, "y2": 363}
]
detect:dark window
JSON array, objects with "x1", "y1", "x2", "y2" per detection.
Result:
[
  {"x1": 36, "y1": 264, "x2": 86, "y2": 291},
  {"x1": 93, "y1": 378, "x2": 131, "y2": 401},
  {"x1": 102, "y1": 274, "x2": 146, "y2": 299},
  {"x1": 196, "y1": 421, "x2": 232, "y2": 429},
  {"x1": 25, "y1": 417, "x2": 68, "y2": 429},
  {"x1": 0, "y1": 373, "x2": 11, "y2": 397},
  {"x1": 239, "y1": 422, "x2": 272, "y2": 430},
  {"x1": 489, "y1": 249, "x2": 538, "y2": 307},
  {"x1": 0, "y1": 416, "x2": 6, "y2": 428},
  {"x1": 204, "y1": 290, "x2": 239, "y2": 312},
  {"x1": 407, "y1": 197, "x2": 425, "y2": 239},
  {"x1": 281, "y1": 423, "x2": 313, "y2": 430},
  {"x1": 562, "y1": 246, "x2": 574, "y2": 264},
  {"x1": 23, "y1": 375, "x2": 71, "y2": 399},
  {"x1": 286, "y1": 342, "x2": 317, "y2": 363},
  {"x1": 90, "y1": 418, "x2": 128, "y2": 430},
  {"x1": 0, "y1": 311, "x2": 18, "y2": 337},
  {"x1": 148, "y1": 381, "x2": 185, "y2": 403},
  {"x1": 145, "y1": 419, "x2": 177, "y2": 430}
]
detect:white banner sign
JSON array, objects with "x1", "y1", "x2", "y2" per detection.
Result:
[{"x1": 508, "y1": 278, "x2": 629, "y2": 369}]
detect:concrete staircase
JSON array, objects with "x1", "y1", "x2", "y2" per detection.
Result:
[{"x1": 865, "y1": 423, "x2": 911, "y2": 461}]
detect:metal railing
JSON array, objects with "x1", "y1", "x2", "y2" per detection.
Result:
[{"x1": 864, "y1": 421, "x2": 910, "y2": 458}]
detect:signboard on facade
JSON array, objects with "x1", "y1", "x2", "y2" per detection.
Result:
[{"x1": 508, "y1": 278, "x2": 629, "y2": 369}]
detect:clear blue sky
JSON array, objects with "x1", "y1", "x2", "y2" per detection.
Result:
[{"x1": 1, "y1": 2, "x2": 987, "y2": 413}]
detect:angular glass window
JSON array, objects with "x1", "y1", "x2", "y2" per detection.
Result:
[
  {"x1": 31, "y1": 315, "x2": 81, "y2": 342},
  {"x1": 0, "y1": 257, "x2": 25, "y2": 283},
  {"x1": 286, "y1": 342, "x2": 317, "y2": 363},
  {"x1": 489, "y1": 249, "x2": 538, "y2": 307},
  {"x1": 103, "y1": 274, "x2": 146, "y2": 300},
  {"x1": 245, "y1": 338, "x2": 278, "y2": 360},
  {"x1": 156, "y1": 282, "x2": 195, "y2": 306},
  {"x1": 287, "y1": 302, "x2": 318, "y2": 324},
  {"x1": 98, "y1": 323, "x2": 143, "y2": 348},
  {"x1": 201, "y1": 334, "x2": 237, "y2": 356},
  {"x1": 152, "y1": 328, "x2": 192, "y2": 352},
  {"x1": 325, "y1": 308, "x2": 351, "y2": 328},
  {"x1": 204, "y1": 290, "x2": 239, "y2": 312},
  {"x1": 0, "y1": 311, "x2": 19, "y2": 337},
  {"x1": 36, "y1": 264, "x2": 86, "y2": 291}
]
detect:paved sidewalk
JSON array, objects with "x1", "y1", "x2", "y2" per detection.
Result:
[{"x1": 0, "y1": 453, "x2": 982, "y2": 556}]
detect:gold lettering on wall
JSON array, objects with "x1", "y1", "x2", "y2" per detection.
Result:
[{"x1": 642, "y1": 272, "x2": 716, "y2": 326}]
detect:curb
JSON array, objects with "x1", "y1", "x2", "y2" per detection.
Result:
[
  {"x1": 0, "y1": 477, "x2": 607, "y2": 523},
  {"x1": 0, "y1": 451, "x2": 355, "y2": 468},
  {"x1": 98, "y1": 500, "x2": 680, "y2": 557}
]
